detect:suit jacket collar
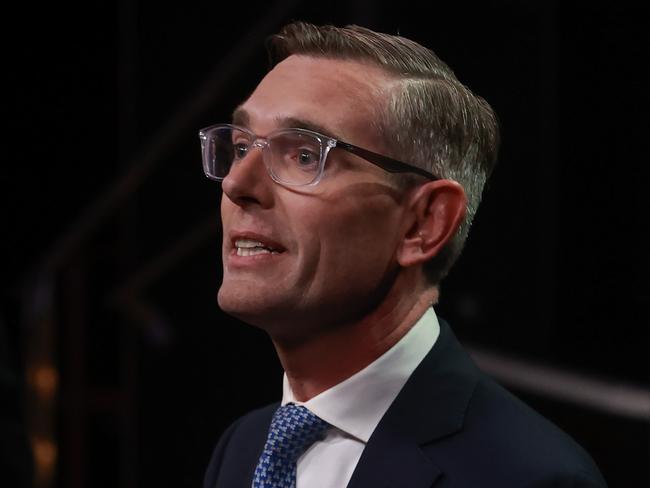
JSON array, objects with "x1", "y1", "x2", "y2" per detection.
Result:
[{"x1": 347, "y1": 318, "x2": 481, "y2": 488}]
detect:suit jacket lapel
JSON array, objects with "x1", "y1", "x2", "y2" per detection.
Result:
[
  {"x1": 346, "y1": 425, "x2": 442, "y2": 488},
  {"x1": 347, "y1": 319, "x2": 480, "y2": 488}
]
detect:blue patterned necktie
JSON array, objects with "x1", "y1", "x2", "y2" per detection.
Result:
[{"x1": 252, "y1": 403, "x2": 329, "y2": 488}]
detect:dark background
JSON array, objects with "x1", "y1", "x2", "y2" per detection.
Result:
[{"x1": 3, "y1": 1, "x2": 648, "y2": 487}]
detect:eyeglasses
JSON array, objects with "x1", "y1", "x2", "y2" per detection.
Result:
[{"x1": 199, "y1": 123, "x2": 438, "y2": 187}]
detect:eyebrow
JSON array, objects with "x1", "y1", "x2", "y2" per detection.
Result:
[
  {"x1": 277, "y1": 117, "x2": 343, "y2": 140},
  {"x1": 231, "y1": 106, "x2": 249, "y2": 127},
  {"x1": 231, "y1": 107, "x2": 344, "y2": 141}
]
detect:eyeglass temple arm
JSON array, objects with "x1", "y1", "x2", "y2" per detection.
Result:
[{"x1": 335, "y1": 141, "x2": 439, "y2": 180}]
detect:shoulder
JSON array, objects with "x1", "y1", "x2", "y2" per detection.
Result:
[
  {"x1": 432, "y1": 375, "x2": 607, "y2": 487},
  {"x1": 401, "y1": 318, "x2": 608, "y2": 486},
  {"x1": 203, "y1": 403, "x2": 278, "y2": 488}
]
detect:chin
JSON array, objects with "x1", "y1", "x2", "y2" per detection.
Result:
[
  {"x1": 218, "y1": 286, "x2": 325, "y2": 345},
  {"x1": 218, "y1": 284, "x2": 283, "y2": 325}
]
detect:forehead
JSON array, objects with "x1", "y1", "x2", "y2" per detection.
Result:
[{"x1": 238, "y1": 55, "x2": 391, "y2": 140}]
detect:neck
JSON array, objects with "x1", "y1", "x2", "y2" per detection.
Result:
[{"x1": 272, "y1": 274, "x2": 438, "y2": 402}]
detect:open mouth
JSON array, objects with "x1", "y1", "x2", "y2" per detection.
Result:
[{"x1": 234, "y1": 238, "x2": 283, "y2": 257}]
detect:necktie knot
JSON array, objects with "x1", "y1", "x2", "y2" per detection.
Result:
[{"x1": 253, "y1": 404, "x2": 329, "y2": 488}]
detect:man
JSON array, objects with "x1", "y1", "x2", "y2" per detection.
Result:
[{"x1": 201, "y1": 21, "x2": 606, "y2": 488}]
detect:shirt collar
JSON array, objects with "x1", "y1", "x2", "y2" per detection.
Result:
[{"x1": 281, "y1": 307, "x2": 440, "y2": 443}]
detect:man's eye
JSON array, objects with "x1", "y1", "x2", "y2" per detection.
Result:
[
  {"x1": 296, "y1": 149, "x2": 319, "y2": 166},
  {"x1": 233, "y1": 143, "x2": 249, "y2": 159}
]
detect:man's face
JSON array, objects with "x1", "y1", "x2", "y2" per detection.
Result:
[{"x1": 218, "y1": 55, "x2": 408, "y2": 339}]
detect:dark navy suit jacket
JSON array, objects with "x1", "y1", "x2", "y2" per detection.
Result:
[{"x1": 204, "y1": 320, "x2": 607, "y2": 487}]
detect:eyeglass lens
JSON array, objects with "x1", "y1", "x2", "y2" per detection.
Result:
[{"x1": 206, "y1": 127, "x2": 323, "y2": 186}]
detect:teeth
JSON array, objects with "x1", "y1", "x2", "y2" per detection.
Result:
[
  {"x1": 235, "y1": 239, "x2": 266, "y2": 249},
  {"x1": 234, "y1": 238, "x2": 281, "y2": 257},
  {"x1": 237, "y1": 247, "x2": 272, "y2": 257}
]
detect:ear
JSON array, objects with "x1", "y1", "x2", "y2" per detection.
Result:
[{"x1": 396, "y1": 180, "x2": 467, "y2": 268}]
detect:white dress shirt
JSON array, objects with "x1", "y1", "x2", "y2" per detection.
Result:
[{"x1": 281, "y1": 308, "x2": 440, "y2": 488}]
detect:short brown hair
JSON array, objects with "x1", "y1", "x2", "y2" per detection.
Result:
[{"x1": 268, "y1": 22, "x2": 500, "y2": 285}]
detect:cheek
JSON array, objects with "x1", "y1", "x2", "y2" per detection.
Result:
[
  {"x1": 220, "y1": 196, "x2": 233, "y2": 226},
  {"x1": 300, "y1": 197, "x2": 401, "y2": 280}
]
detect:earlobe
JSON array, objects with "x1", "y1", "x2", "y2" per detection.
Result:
[{"x1": 396, "y1": 180, "x2": 467, "y2": 268}]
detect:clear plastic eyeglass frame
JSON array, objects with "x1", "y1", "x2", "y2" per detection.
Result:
[{"x1": 199, "y1": 123, "x2": 439, "y2": 187}]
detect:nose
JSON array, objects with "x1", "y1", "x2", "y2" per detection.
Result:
[{"x1": 221, "y1": 143, "x2": 274, "y2": 208}]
